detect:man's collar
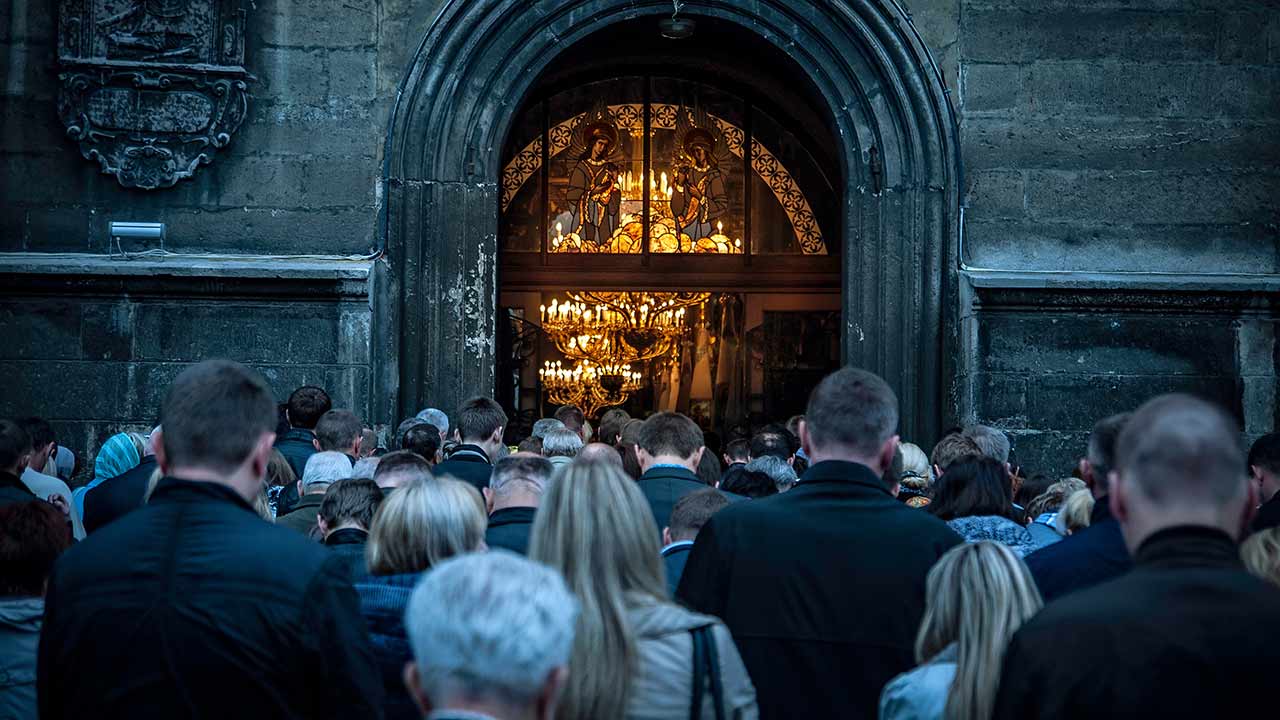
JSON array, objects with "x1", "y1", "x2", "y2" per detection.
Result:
[
  {"x1": 324, "y1": 527, "x2": 369, "y2": 545},
  {"x1": 799, "y1": 460, "x2": 892, "y2": 494},
  {"x1": 449, "y1": 444, "x2": 492, "y2": 463},
  {"x1": 489, "y1": 505, "x2": 537, "y2": 524},
  {"x1": 149, "y1": 477, "x2": 256, "y2": 513},
  {"x1": 661, "y1": 539, "x2": 695, "y2": 555}
]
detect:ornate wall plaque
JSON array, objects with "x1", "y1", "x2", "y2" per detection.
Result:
[{"x1": 58, "y1": 1, "x2": 254, "y2": 190}]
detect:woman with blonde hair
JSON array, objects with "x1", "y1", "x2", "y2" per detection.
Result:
[
  {"x1": 879, "y1": 541, "x2": 1043, "y2": 720},
  {"x1": 530, "y1": 460, "x2": 757, "y2": 720},
  {"x1": 1055, "y1": 488, "x2": 1096, "y2": 536},
  {"x1": 1242, "y1": 527, "x2": 1280, "y2": 587},
  {"x1": 355, "y1": 477, "x2": 487, "y2": 720}
]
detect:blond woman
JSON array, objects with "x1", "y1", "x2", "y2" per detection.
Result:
[
  {"x1": 1242, "y1": 527, "x2": 1280, "y2": 587},
  {"x1": 879, "y1": 541, "x2": 1043, "y2": 720},
  {"x1": 530, "y1": 460, "x2": 757, "y2": 720}
]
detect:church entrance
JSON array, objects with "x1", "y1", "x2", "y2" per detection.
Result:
[{"x1": 382, "y1": 0, "x2": 960, "y2": 445}]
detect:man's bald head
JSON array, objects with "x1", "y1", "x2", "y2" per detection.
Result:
[
  {"x1": 1112, "y1": 394, "x2": 1253, "y2": 547},
  {"x1": 577, "y1": 442, "x2": 623, "y2": 468}
]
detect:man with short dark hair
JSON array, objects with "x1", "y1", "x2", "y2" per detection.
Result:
[
  {"x1": 401, "y1": 423, "x2": 441, "y2": 466},
  {"x1": 661, "y1": 488, "x2": 729, "y2": 597},
  {"x1": 373, "y1": 450, "x2": 433, "y2": 491},
  {"x1": 553, "y1": 405, "x2": 587, "y2": 443},
  {"x1": 314, "y1": 409, "x2": 363, "y2": 459},
  {"x1": 15, "y1": 417, "x2": 80, "y2": 537},
  {"x1": 1248, "y1": 432, "x2": 1280, "y2": 532},
  {"x1": 318, "y1": 478, "x2": 384, "y2": 580},
  {"x1": 749, "y1": 431, "x2": 793, "y2": 464},
  {"x1": 1023, "y1": 412, "x2": 1133, "y2": 601},
  {"x1": 678, "y1": 367, "x2": 962, "y2": 720},
  {"x1": 37, "y1": 360, "x2": 382, "y2": 718},
  {"x1": 634, "y1": 412, "x2": 713, "y2": 532},
  {"x1": 0, "y1": 420, "x2": 38, "y2": 508},
  {"x1": 995, "y1": 395, "x2": 1280, "y2": 717},
  {"x1": 274, "y1": 385, "x2": 332, "y2": 515},
  {"x1": 483, "y1": 454, "x2": 553, "y2": 555},
  {"x1": 719, "y1": 438, "x2": 750, "y2": 490},
  {"x1": 929, "y1": 430, "x2": 982, "y2": 478},
  {"x1": 433, "y1": 397, "x2": 506, "y2": 492},
  {"x1": 597, "y1": 407, "x2": 630, "y2": 447}
]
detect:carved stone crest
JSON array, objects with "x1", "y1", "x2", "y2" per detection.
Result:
[{"x1": 58, "y1": 0, "x2": 254, "y2": 190}]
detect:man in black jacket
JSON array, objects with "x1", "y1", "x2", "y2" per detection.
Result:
[
  {"x1": 273, "y1": 385, "x2": 331, "y2": 515},
  {"x1": 483, "y1": 453, "x2": 553, "y2": 555},
  {"x1": 995, "y1": 394, "x2": 1280, "y2": 718},
  {"x1": 434, "y1": 397, "x2": 506, "y2": 492},
  {"x1": 37, "y1": 359, "x2": 383, "y2": 719},
  {"x1": 634, "y1": 411, "x2": 715, "y2": 531},
  {"x1": 1248, "y1": 432, "x2": 1280, "y2": 532},
  {"x1": 318, "y1": 477, "x2": 384, "y2": 580},
  {"x1": 0, "y1": 420, "x2": 39, "y2": 508},
  {"x1": 1023, "y1": 412, "x2": 1132, "y2": 601},
  {"x1": 677, "y1": 368, "x2": 962, "y2": 720}
]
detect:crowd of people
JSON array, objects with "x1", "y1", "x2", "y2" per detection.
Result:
[{"x1": 3, "y1": 358, "x2": 1280, "y2": 719}]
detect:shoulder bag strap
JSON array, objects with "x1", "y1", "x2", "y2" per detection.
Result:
[
  {"x1": 689, "y1": 626, "x2": 707, "y2": 720},
  {"x1": 702, "y1": 625, "x2": 727, "y2": 720}
]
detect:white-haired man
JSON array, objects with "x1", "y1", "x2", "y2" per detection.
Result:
[
  {"x1": 403, "y1": 552, "x2": 578, "y2": 720},
  {"x1": 540, "y1": 428, "x2": 582, "y2": 471},
  {"x1": 416, "y1": 408, "x2": 450, "y2": 441},
  {"x1": 276, "y1": 450, "x2": 351, "y2": 536}
]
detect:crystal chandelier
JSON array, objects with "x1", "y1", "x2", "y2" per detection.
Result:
[
  {"x1": 539, "y1": 291, "x2": 709, "y2": 364},
  {"x1": 539, "y1": 359, "x2": 643, "y2": 417}
]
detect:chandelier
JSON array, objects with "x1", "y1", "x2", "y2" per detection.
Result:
[
  {"x1": 540, "y1": 291, "x2": 708, "y2": 364},
  {"x1": 539, "y1": 360, "x2": 643, "y2": 417}
]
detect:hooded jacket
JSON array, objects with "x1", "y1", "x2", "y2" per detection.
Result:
[{"x1": 625, "y1": 596, "x2": 758, "y2": 720}]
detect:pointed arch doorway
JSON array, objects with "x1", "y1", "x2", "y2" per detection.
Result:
[{"x1": 379, "y1": 0, "x2": 961, "y2": 444}]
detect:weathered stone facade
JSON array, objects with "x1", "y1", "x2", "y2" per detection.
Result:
[{"x1": 1, "y1": 0, "x2": 1276, "y2": 478}]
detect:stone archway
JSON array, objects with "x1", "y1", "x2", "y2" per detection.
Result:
[{"x1": 380, "y1": 0, "x2": 961, "y2": 443}]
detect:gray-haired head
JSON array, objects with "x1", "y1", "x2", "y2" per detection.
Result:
[
  {"x1": 963, "y1": 425, "x2": 1011, "y2": 464},
  {"x1": 491, "y1": 454, "x2": 554, "y2": 498},
  {"x1": 746, "y1": 455, "x2": 799, "y2": 492},
  {"x1": 541, "y1": 428, "x2": 583, "y2": 459},
  {"x1": 406, "y1": 551, "x2": 579, "y2": 709},
  {"x1": 301, "y1": 451, "x2": 353, "y2": 491},
  {"x1": 351, "y1": 455, "x2": 380, "y2": 480},
  {"x1": 531, "y1": 418, "x2": 566, "y2": 441},
  {"x1": 416, "y1": 408, "x2": 449, "y2": 436}
]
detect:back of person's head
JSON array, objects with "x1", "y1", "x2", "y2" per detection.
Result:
[
  {"x1": 723, "y1": 438, "x2": 749, "y2": 464},
  {"x1": 402, "y1": 423, "x2": 441, "y2": 462},
  {"x1": 415, "y1": 407, "x2": 450, "y2": 437},
  {"x1": 16, "y1": 417, "x2": 54, "y2": 455},
  {"x1": 158, "y1": 360, "x2": 276, "y2": 482},
  {"x1": 1014, "y1": 473, "x2": 1054, "y2": 509},
  {"x1": 1055, "y1": 489, "x2": 1095, "y2": 535},
  {"x1": 802, "y1": 367, "x2": 898, "y2": 466},
  {"x1": 931, "y1": 431, "x2": 982, "y2": 473},
  {"x1": 0, "y1": 500, "x2": 73, "y2": 596},
  {"x1": 668, "y1": 487, "x2": 730, "y2": 542},
  {"x1": 785, "y1": 414, "x2": 804, "y2": 441},
  {"x1": 915, "y1": 541, "x2": 1042, "y2": 720},
  {"x1": 598, "y1": 408, "x2": 631, "y2": 447},
  {"x1": 745, "y1": 455, "x2": 798, "y2": 493},
  {"x1": 0, "y1": 419, "x2": 32, "y2": 474},
  {"x1": 898, "y1": 441, "x2": 931, "y2": 496},
  {"x1": 576, "y1": 442, "x2": 623, "y2": 468},
  {"x1": 553, "y1": 405, "x2": 586, "y2": 436},
  {"x1": 266, "y1": 448, "x2": 297, "y2": 487},
  {"x1": 695, "y1": 448, "x2": 721, "y2": 487},
  {"x1": 367, "y1": 476, "x2": 486, "y2": 576},
  {"x1": 301, "y1": 451, "x2": 353, "y2": 492},
  {"x1": 1024, "y1": 478, "x2": 1086, "y2": 523},
  {"x1": 404, "y1": 552, "x2": 579, "y2": 717},
  {"x1": 518, "y1": 436, "x2": 543, "y2": 454},
  {"x1": 373, "y1": 449, "x2": 433, "y2": 489},
  {"x1": 531, "y1": 418, "x2": 566, "y2": 441},
  {"x1": 1241, "y1": 527, "x2": 1280, "y2": 588},
  {"x1": 457, "y1": 397, "x2": 507, "y2": 443},
  {"x1": 637, "y1": 412, "x2": 703, "y2": 460},
  {"x1": 962, "y1": 425, "x2": 1010, "y2": 464},
  {"x1": 928, "y1": 456, "x2": 1016, "y2": 522},
  {"x1": 749, "y1": 431, "x2": 792, "y2": 461},
  {"x1": 1113, "y1": 394, "x2": 1248, "y2": 544},
  {"x1": 287, "y1": 385, "x2": 332, "y2": 430},
  {"x1": 1249, "y1": 433, "x2": 1280, "y2": 478},
  {"x1": 351, "y1": 455, "x2": 380, "y2": 480},
  {"x1": 315, "y1": 409, "x2": 362, "y2": 452},
  {"x1": 720, "y1": 469, "x2": 777, "y2": 499},
  {"x1": 1084, "y1": 412, "x2": 1131, "y2": 495},
  {"x1": 528, "y1": 460, "x2": 667, "y2": 719},
  {"x1": 319, "y1": 477, "x2": 384, "y2": 533},
  {"x1": 397, "y1": 417, "x2": 426, "y2": 446},
  {"x1": 618, "y1": 418, "x2": 646, "y2": 479},
  {"x1": 541, "y1": 428, "x2": 583, "y2": 459},
  {"x1": 359, "y1": 428, "x2": 378, "y2": 457},
  {"x1": 491, "y1": 454, "x2": 554, "y2": 500}
]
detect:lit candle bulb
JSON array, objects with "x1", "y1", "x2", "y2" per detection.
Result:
[{"x1": 717, "y1": 221, "x2": 723, "y2": 235}]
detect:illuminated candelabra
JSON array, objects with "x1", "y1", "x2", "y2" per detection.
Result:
[
  {"x1": 539, "y1": 291, "x2": 708, "y2": 364},
  {"x1": 539, "y1": 359, "x2": 643, "y2": 417}
]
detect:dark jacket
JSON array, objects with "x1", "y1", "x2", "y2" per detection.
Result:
[
  {"x1": 677, "y1": 460, "x2": 963, "y2": 720},
  {"x1": 638, "y1": 465, "x2": 712, "y2": 533},
  {"x1": 433, "y1": 444, "x2": 492, "y2": 492},
  {"x1": 324, "y1": 527, "x2": 370, "y2": 580},
  {"x1": 82, "y1": 455, "x2": 158, "y2": 534},
  {"x1": 1024, "y1": 498, "x2": 1132, "y2": 602},
  {"x1": 485, "y1": 506, "x2": 536, "y2": 555},
  {"x1": 995, "y1": 525, "x2": 1280, "y2": 718},
  {"x1": 661, "y1": 540, "x2": 694, "y2": 597},
  {"x1": 37, "y1": 478, "x2": 384, "y2": 719},
  {"x1": 354, "y1": 572, "x2": 421, "y2": 720},
  {"x1": 0, "y1": 470, "x2": 37, "y2": 507},
  {"x1": 1251, "y1": 490, "x2": 1280, "y2": 533},
  {"x1": 274, "y1": 428, "x2": 317, "y2": 515},
  {"x1": 276, "y1": 491, "x2": 325, "y2": 537}
]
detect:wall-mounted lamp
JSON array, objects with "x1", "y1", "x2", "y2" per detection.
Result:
[{"x1": 109, "y1": 221, "x2": 165, "y2": 242}]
